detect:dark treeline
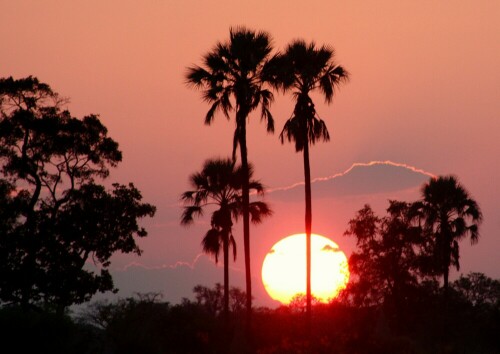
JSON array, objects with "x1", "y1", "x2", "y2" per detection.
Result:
[{"x1": 1, "y1": 276, "x2": 499, "y2": 354}]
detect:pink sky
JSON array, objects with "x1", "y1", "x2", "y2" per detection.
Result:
[{"x1": 2, "y1": 1, "x2": 499, "y2": 306}]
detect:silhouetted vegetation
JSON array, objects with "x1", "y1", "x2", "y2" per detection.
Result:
[
  {"x1": 186, "y1": 27, "x2": 276, "y2": 326},
  {"x1": 343, "y1": 176, "x2": 483, "y2": 337},
  {"x1": 419, "y1": 175, "x2": 483, "y2": 292},
  {"x1": 0, "y1": 77, "x2": 156, "y2": 313},
  {"x1": 181, "y1": 158, "x2": 271, "y2": 320},
  {"x1": 1, "y1": 26, "x2": 495, "y2": 354},
  {"x1": 342, "y1": 201, "x2": 426, "y2": 312},
  {"x1": 1, "y1": 278, "x2": 497, "y2": 354}
]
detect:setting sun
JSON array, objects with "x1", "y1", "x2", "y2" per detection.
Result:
[{"x1": 262, "y1": 234, "x2": 349, "y2": 304}]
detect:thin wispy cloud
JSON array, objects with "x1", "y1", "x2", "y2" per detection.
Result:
[
  {"x1": 266, "y1": 160, "x2": 436, "y2": 193},
  {"x1": 115, "y1": 253, "x2": 246, "y2": 274},
  {"x1": 168, "y1": 160, "x2": 435, "y2": 205},
  {"x1": 116, "y1": 253, "x2": 206, "y2": 272}
]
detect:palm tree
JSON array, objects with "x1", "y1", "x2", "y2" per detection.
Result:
[
  {"x1": 186, "y1": 27, "x2": 275, "y2": 323},
  {"x1": 267, "y1": 40, "x2": 348, "y2": 321},
  {"x1": 181, "y1": 158, "x2": 271, "y2": 319},
  {"x1": 420, "y1": 175, "x2": 482, "y2": 292}
]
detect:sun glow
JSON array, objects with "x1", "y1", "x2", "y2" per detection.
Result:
[{"x1": 261, "y1": 234, "x2": 349, "y2": 304}]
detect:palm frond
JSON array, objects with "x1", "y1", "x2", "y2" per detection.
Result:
[
  {"x1": 219, "y1": 88, "x2": 233, "y2": 120},
  {"x1": 248, "y1": 180, "x2": 265, "y2": 195},
  {"x1": 280, "y1": 114, "x2": 305, "y2": 152},
  {"x1": 205, "y1": 51, "x2": 229, "y2": 73},
  {"x1": 229, "y1": 27, "x2": 273, "y2": 72},
  {"x1": 319, "y1": 72, "x2": 334, "y2": 103},
  {"x1": 261, "y1": 53, "x2": 292, "y2": 91},
  {"x1": 202, "y1": 228, "x2": 223, "y2": 263},
  {"x1": 317, "y1": 45, "x2": 334, "y2": 65},
  {"x1": 185, "y1": 66, "x2": 211, "y2": 87},
  {"x1": 181, "y1": 206, "x2": 203, "y2": 225},
  {"x1": 451, "y1": 240, "x2": 460, "y2": 270},
  {"x1": 249, "y1": 201, "x2": 273, "y2": 224},
  {"x1": 464, "y1": 198, "x2": 482, "y2": 221},
  {"x1": 205, "y1": 101, "x2": 220, "y2": 125},
  {"x1": 180, "y1": 190, "x2": 196, "y2": 202},
  {"x1": 308, "y1": 117, "x2": 330, "y2": 145},
  {"x1": 468, "y1": 224, "x2": 480, "y2": 244},
  {"x1": 320, "y1": 65, "x2": 349, "y2": 103},
  {"x1": 258, "y1": 89, "x2": 275, "y2": 133},
  {"x1": 229, "y1": 235, "x2": 237, "y2": 261}
]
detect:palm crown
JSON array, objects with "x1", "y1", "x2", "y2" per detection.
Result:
[
  {"x1": 420, "y1": 175, "x2": 482, "y2": 288},
  {"x1": 186, "y1": 27, "x2": 275, "y2": 157},
  {"x1": 181, "y1": 158, "x2": 271, "y2": 261},
  {"x1": 266, "y1": 40, "x2": 349, "y2": 151}
]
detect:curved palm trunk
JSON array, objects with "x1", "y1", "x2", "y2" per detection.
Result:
[{"x1": 303, "y1": 138, "x2": 312, "y2": 330}]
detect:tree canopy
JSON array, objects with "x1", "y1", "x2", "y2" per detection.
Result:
[
  {"x1": 419, "y1": 175, "x2": 483, "y2": 290},
  {"x1": 0, "y1": 76, "x2": 156, "y2": 312},
  {"x1": 343, "y1": 201, "x2": 425, "y2": 308}
]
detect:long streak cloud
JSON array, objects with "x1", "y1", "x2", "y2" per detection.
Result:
[{"x1": 266, "y1": 160, "x2": 436, "y2": 193}]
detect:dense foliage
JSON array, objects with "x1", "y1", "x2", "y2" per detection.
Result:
[
  {"x1": 0, "y1": 77, "x2": 156, "y2": 312},
  {"x1": 1, "y1": 278, "x2": 498, "y2": 354},
  {"x1": 342, "y1": 201, "x2": 426, "y2": 309}
]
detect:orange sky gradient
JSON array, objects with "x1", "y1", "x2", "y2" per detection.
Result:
[{"x1": 1, "y1": 1, "x2": 499, "y2": 307}]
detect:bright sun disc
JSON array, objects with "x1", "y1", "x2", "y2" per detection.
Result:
[{"x1": 261, "y1": 233, "x2": 349, "y2": 304}]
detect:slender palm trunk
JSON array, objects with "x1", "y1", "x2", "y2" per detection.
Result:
[
  {"x1": 303, "y1": 139, "x2": 312, "y2": 331},
  {"x1": 238, "y1": 119, "x2": 252, "y2": 329},
  {"x1": 441, "y1": 224, "x2": 451, "y2": 295},
  {"x1": 442, "y1": 246, "x2": 451, "y2": 341},
  {"x1": 223, "y1": 229, "x2": 230, "y2": 321},
  {"x1": 443, "y1": 263, "x2": 450, "y2": 293}
]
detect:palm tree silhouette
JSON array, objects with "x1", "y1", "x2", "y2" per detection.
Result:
[
  {"x1": 267, "y1": 40, "x2": 348, "y2": 322},
  {"x1": 186, "y1": 27, "x2": 275, "y2": 324},
  {"x1": 420, "y1": 175, "x2": 482, "y2": 292},
  {"x1": 181, "y1": 158, "x2": 272, "y2": 320}
]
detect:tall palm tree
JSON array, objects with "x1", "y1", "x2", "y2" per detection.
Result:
[
  {"x1": 181, "y1": 158, "x2": 271, "y2": 319},
  {"x1": 186, "y1": 27, "x2": 275, "y2": 323},
  {"x1": 420, "y1": 175, "x2": 482, "y2": 292},
  {"x1": 267, "y1": 40, "x2": 348, "y2": 320}
]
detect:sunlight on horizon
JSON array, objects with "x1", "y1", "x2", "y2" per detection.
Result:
[{"x1": 261, "y1": 233, "x2": 349, "y2": 304}]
